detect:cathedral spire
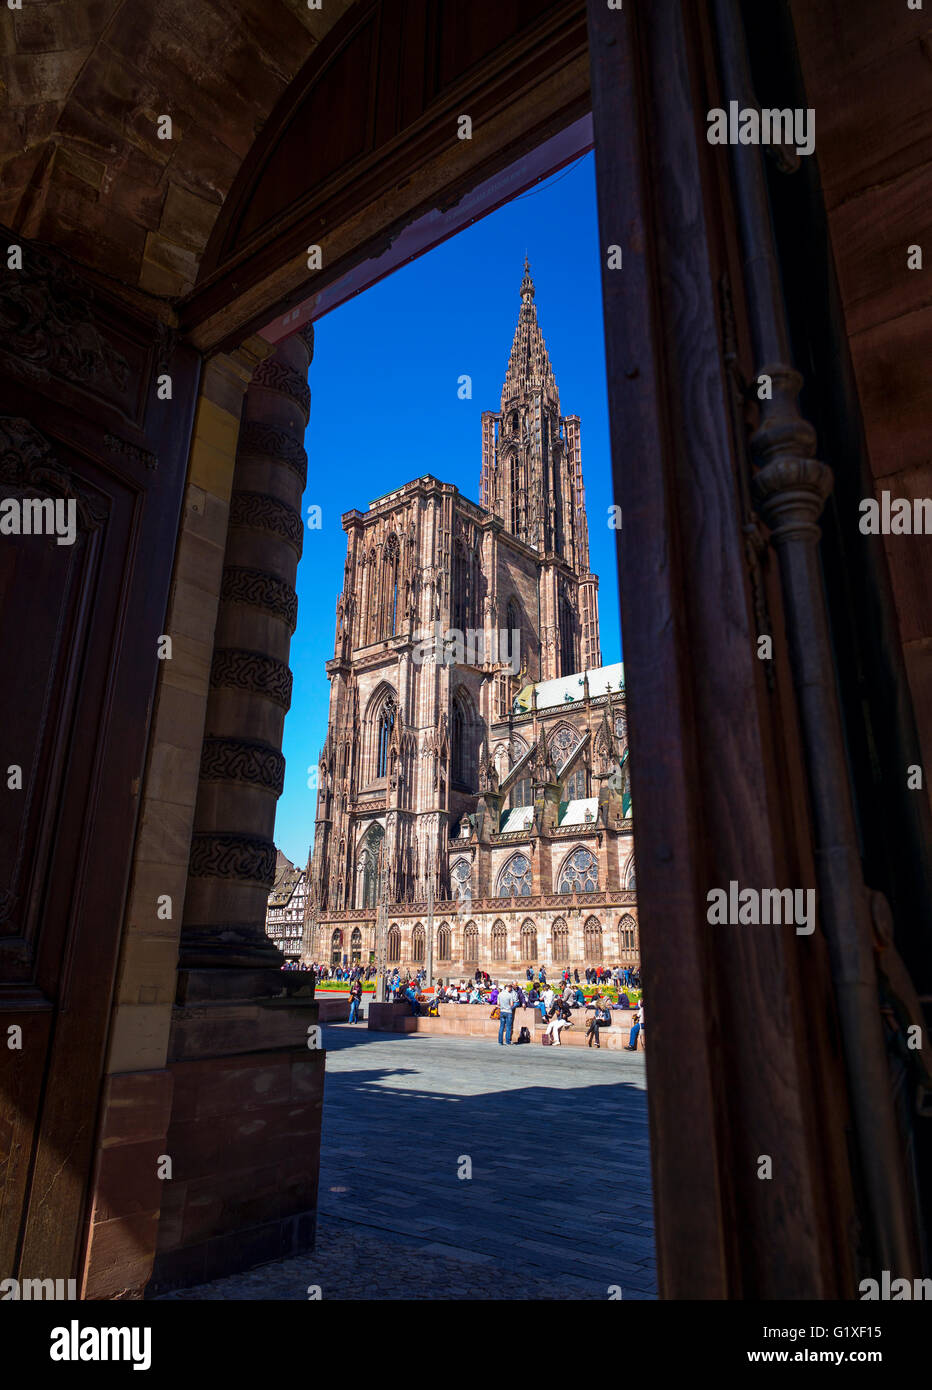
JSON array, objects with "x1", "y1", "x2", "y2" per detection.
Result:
[{"x1": 501, "y1": 257, "x2": 558, "y2": 410}]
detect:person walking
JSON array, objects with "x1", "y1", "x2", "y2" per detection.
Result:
[
  {"x1": 498, "y1": 982, "x2": 517, "y2": 1045},
  {"x1": 348, "y1": 978, "x2": 363, "y2": 1024}
]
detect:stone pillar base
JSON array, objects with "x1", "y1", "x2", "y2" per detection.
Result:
[{"x1": 146, "y1": 994, "x2": 323, "y2": 1295}]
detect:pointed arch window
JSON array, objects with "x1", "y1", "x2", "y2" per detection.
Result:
[
  {"x1": 558, "y1": 847, "x2": 599, "y2": 894},
  {"x1": 451, "y1": 690, "x2": 474, "y2": 791},
  {"x1": 510, "y1": 455, "x2": 521, "y2": 534},
  {"x1": 412, "y1": 923, "x2": 425, "y2": 963},
  {"x1": 559, "y1": 586, "x2": 576, "y2": 677},
  {"x1": 551, "y1": 918, "x2": 569, "y2": 962},
  {"x1": 382, "y1": 533, "x2": 400, "y2": 639},
  {"x1": 451, "y1": 858, "x2": 472, "y2": 902},
  {"x1": 464, "y1": 921, "x2": 479, "y2": 963},
  {"x1": 350, "y1": 926, "x2": 363, "y2": 963},
  {"x1": 618, "y1": 913, "x2": 637, "y2": 958},
  {"x1": 376, "y1": 696, "x2": 396, "y2": 779},
  {"x1": 626, "y1": 858, "x2": 637, "y2": 891},
  {"x1": 387, "y1": 925, "x2": 401, "y2": 962},
  {"x1": 452, "y1": 538, "x2": 475, "y2": 633},
  {"x1": 438, "y1": 923, "x2": 452, "y2": 961},
  {"x1": 491, "y1": 920, "x2": 508, "y2": 961},
  {"x1": 497, "y1": 851, "x2": 532, "y2": 897},
  {"x1": 584, "y1": 916, "x2": 603, "y2": 962},
  {"x1": 358, "y1": 823, "x2": 384, "y2": 908},
  {"x1": 520, "y1": 920, "x2": 538, "y2": 961}
]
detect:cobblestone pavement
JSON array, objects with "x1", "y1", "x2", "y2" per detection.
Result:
[{"x1": 159, "y1": 1026, "x2": 656, "y2": 1300}]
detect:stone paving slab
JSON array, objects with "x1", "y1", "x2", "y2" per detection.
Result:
[{"x1": 159, "y1": 1026, "x2": 656, "y2": 1301}]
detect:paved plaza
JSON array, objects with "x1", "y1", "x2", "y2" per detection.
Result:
[{"x1": 159, "y1": 1025, "x2": 656, "y2": 1300}]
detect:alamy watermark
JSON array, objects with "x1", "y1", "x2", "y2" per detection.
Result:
[
  {"x1": 0, "y1": 496, "x2": 76, "y2": 546},
  {"x1": 707, "y1": 881, "x2": 815, "y2": 935},
  {"x1": 412, "y1": 622, "x2": 520, "y2": 674},
  {"x1": 706, "y1": 101, "x2": 815, "y2": 158}
]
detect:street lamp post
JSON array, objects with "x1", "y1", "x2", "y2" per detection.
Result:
[{"x1": 426, "y1": 841, "x2": 435, "y2": 993}]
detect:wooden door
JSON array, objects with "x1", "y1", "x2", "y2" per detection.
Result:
[{"x1": 0, "y1": 238, "x2": 198, "y2": 1281}]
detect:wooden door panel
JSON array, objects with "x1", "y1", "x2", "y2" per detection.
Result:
[{"x1": 0, "y1": 237, "x2": 200, "y2": 1281}]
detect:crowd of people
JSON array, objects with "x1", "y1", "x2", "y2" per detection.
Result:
[
  {"x1": 382, "y1": 964, "x2": 644, "y2": 1051},
  {"x1": 281, "y1": 957, "x2": 645, "y2": 1050}
]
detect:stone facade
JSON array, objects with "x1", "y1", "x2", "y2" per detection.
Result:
[{"x1": 306, "y1": 264, "x2": 638, "y2": 977}]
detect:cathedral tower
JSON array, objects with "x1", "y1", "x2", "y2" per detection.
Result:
[{"x1": 480, "y1": 258, "x2": 601, "y2": 677}]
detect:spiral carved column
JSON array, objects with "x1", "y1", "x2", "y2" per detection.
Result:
[{"x1": 178, "y1": 326, "x2": 313, "y2": 983}]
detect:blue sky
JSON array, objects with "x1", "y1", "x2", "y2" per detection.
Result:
[{"x1": 275, "y1": 150, "x2": 620, "y2": 866}]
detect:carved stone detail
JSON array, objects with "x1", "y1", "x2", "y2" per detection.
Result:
[
  {"x1": 236, "y1": 421, "x2": 307, "y2": 487},
  {"x1": 189, "y1": 832, "x2": 277, "y2": 885},
  {"x1": 200, "y1": 737, "x2": 286, "y2": 795},
  {"x1": 296, "y1": 322, "x2": 315, "y2": 360},
  {"x1": 104, "y1": 433, "x2": 158, "y2": 471},
  {"x1": 0, "y1": 243, "x2": 129, "y2": 392},
  {"x1": 0, "y1": 416, "x2": 108, "y2": 529},
  {"x1": 229, "y1": 491, "x2": 304, "y2": 555},
  {"x1": 221, "y1": 566, "x2": 298, "y2": 631},
  {"x1": 210, "y1": 648, "x2": 293, "y2": 710},
  {"x1": 251, "y1": 359, "x2": 311, "y2": 421}
]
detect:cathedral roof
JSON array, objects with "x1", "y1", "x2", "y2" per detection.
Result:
[
  {"x1": 532, "y1": 661, "x2": 625, "y2": 711},
  {"x1": 501, "y1": 257, "x2": 559, "y2": 410},
  {"x1": 559, "y1": 797, "x2": 600, "y2": 826}
]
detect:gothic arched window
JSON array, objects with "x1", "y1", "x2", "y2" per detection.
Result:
[
  {"x1": 387, "y1": 925, "x2": 401, "y2": 962},
  {"x1": 498, "y1": 851, "x2": 532, "y2": 897},
  {"x1": 464, "y1": 922, "x2": 479, "y2": 963},
  {"x1": 551, "y1": 918, "x2": 569, "y2": 962},
  {"x1": 350, "y1": 926, "x2": 362, "y2": 963},
  {"x1": 330, "y1": 928, "x2": 343, "y2": 965},
  {"x1": 412, "y1": 923, "x2": 425, "y2": 963},
  {"x1": 558, "y1": 847, "x2": 599, "y2": 894},
  {"x1": 510, "y1": 455, "x2": 521, "y2": 534},
  {"x1": 382, "y1": 533, "x2": 399, "y2": 639},
  {"x1": 438, "y1": 923, "x2": 452, "y2": 960},
  {"x1": 550, "y1": 724, "x2": 581, "y2": 770},
  {"x1": 510, "y1": 775, "x2": 532, "y2": 809},
  {"x1": 491, "y1": 920, "x2": 508, "y2": 961},
  {"x1": 584, "y1": 916, "x2": 603, "y2": 962},
  {"x1": 451, "y1": 859, "x2": 472, "y2": 901},
  {"x1": 520, "y1": 920, "x2": 538, "y2": 961},
  {"x1": 626, "y1": 857, "x2": 637, "y2": 891},
  {"x1": 565, "y1": 766, "x2": 588, "y2": 800},
  {"x1": 506, "y1": 596, "x2": 521, "y2": 648},
  {"x1": 559, "y1": 587, "x2": 576, "y2": 677},
  {"x1": 618, "y1": 913, "x2": 637, "y2": 958},
  {"x1": 452, "y1": 539, "x2": 474, "y2": 633},
  {"x1": 376, "y1": 696, "x2": 396, "y2": 779},
  {"x1": 451, "y1": 689, "x2": 475, "y2": 792},
  {"x1": 358, "y1": 823, "x2": 384, "y2": 908}
]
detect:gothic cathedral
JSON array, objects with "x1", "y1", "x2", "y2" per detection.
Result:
[{"x1": 306, "y1": 262, "x2": 638, "y2": 975}]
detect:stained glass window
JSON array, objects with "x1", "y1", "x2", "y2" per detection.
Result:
[
  {"x1": 451, "y1": 859, "x2": 472, "y2": 900},
  {"x1": 498, "y1": 852, "x2": 532, "y2": 897},
  {"x1": 558, "y1": 847, "x2": 599, "y2": 894}
]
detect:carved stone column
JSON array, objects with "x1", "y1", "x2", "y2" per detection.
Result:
[{"x1": 178, "y1": 326, "x2": 313, "y2": 987}]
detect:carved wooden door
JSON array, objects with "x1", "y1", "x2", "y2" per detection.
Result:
[{"x1": 0, "y1": 240, "x2": 198, "y2": 1281}]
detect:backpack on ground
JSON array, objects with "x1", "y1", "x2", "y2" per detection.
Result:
[{"x1": 516, "y1": 1026, "x2": 531, "y2": 1044}]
